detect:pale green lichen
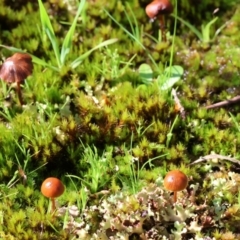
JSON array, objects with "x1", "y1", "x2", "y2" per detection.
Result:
[{"x1": 57, "y1": 183, "x2": 204, "y2": 239}]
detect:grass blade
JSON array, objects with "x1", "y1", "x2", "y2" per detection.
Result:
[
  {"x1": 172, "y1": 14, "x2": 203, "y2": 41},
  {"x1": 70, "y1": 38, "x2": 118, "y2": 69},
  {"x1": 124, "y1": 3, "x2": 141, "y2": 41},
  {"x1": 103, "y1": 8, "x2": 158, "y2": 69},
  {"x1": 38, "y1": 0, "x2": 60, "y2": 67},
  {"x1": 60, "y1": 0, "x2": 86, "y2": 65},
  {"x1": 103, "y1": 8, "x2": 144, "y2": 49},
  {"x1": 201, "y1": 17, "x2": 218, "y2": 43}
]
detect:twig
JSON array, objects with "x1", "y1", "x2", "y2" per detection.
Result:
[
  {"x1": 189, "y1": 154, "x2": 240, "y2": 166},
  {"x1": 205, "y1": 95, "x2": 240, "y2": 109}
]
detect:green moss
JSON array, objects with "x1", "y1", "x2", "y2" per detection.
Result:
[{"x1": 0, "y1": 0, "x2": 240, "y2": 238}]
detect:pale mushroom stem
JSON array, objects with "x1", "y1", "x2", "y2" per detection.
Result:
[
  {"x1": 173, "y1": 191, "x2": 177, "y2": 203},
  {"x1": 15, "y1": 74, "x2": 23, "y2": 106},
  {"x1": 17, "y1": 82, "x2": 23, "y2": 106},
  {"x1": 159, "y1": 15, "x2": 166, "y2": 42},
  {"x1": 51, "y1": 198, "x2": 56, "y2": 213}
]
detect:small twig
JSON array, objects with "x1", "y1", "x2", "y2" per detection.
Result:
[
  {"x1": 205, "y1": 95, "x2": 240, "y2": 109},
  {"x1": 189, "y1": 154, "x2": 240, "y2": 166},
  {"x1": 172, "y1": 88, "x2": 185, "y2": 119}
]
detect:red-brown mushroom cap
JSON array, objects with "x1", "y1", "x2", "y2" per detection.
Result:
[
  {"x1": 41, "y1": 177, "x2": 65, "y2": 198},
  {"x1": 0, "y1": 53, "x2": 33, "y2": 83},
  {"x1": 146, "y1": 0, "x2": 173, "y2": 19},
  {"x1": 163, "y1": 170, "x2": 188, "y2": 192}
]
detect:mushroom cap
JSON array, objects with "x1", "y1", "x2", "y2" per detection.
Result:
[
  {"x1": 163, "y1": 170, "x2": 188, "y2": 192},
  {"x1": 41, "y1": 177, "x2": 65, "y2": 198},
  {"x1": 146, "y1": 0, "x2": 173, "y2": 19},
  {"x1": 0, "y1": 53, "x2": 33, "y2": 83}
]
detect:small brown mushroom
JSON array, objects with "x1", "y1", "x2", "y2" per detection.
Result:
[
  {"x1": 41, "y1": 177, "x2": 65, "y2": 213},
  {"x1": 145, "y1": 0, "x2": 173, "y2": 41},
  {"x1": 163, "y1": 169, "x2": 188, "y2": 203},
  {"x1": 0, "y1": 53, "x2": 33, "y2": 105}
]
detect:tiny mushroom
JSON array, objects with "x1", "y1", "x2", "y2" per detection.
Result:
[
  {"x1": 145, "y1": 0, "x2": 173, "y2": 41},
  {"x1": 41, "y1": 177, "x2": 65, "y2": 213},
  {"x1": 0, "y1": 52, "x2": 33, "y2": 105},
  {"x1": 163, "y1": 169, "x2": 188, "y2": 203}
]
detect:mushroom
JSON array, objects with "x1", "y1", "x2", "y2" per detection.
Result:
[
  {"x1": 41, "y1": 177, "x2": 65, "y2": 213},
  {"x1": 163, "y1": 170, "x2": 188, "y2": 203},
  {"x1": 0, "y1": 53, "x2": 33, "y2": 105},
  {"x1": 145, "y1": 0, "x2": 173, "y2": 42}
]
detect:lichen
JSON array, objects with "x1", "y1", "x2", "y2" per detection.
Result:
[{"x1": 57, "y1": 173, "x2": 240, "y2": 239}]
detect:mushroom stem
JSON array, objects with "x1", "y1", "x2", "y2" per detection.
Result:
[
  {"x1": 51, "y1": 198, "x2": 56, "y2": 213},
  {"x1": 173, "y1": 191, "x2": 177, "y2": 203},
  {"x1": 159, "y1": 15, "x2": 166, "y2": 41},
  {"x1": 16, "y1": 82, "x2": 23, "y2": 106}
]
